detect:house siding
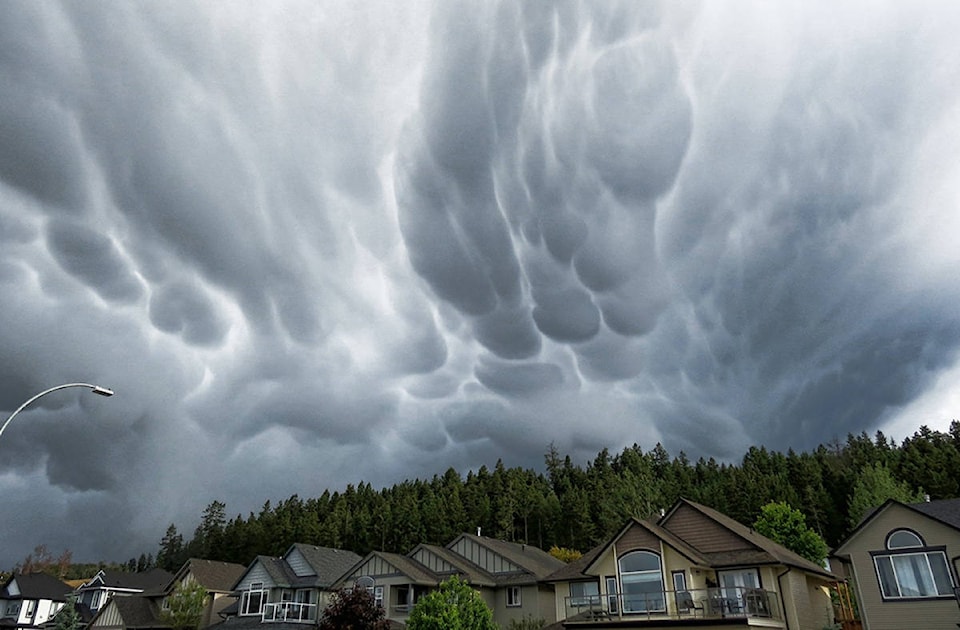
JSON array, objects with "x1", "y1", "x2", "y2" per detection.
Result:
[
  {"x1": 449, "y1": 538, "x2": 522, "y2": 574},
  {"x1": 89, "y1": 601, "x2": 123, "y2": 630},
  {"x1": 618, "y1": 523, "x2": 662, "y2": 553},
  {"x1": 235, "y1": 564, "x2": 274, "y2": 591},
  {"x1": 409, "y1": 548, "x2": 456, "y2": 574},
  {"x1": 285, "y1": 548, "x2": 313, "y2": 577},
  {"x1": 662, "y1": 504, "x2": 750, "y2": 552},
  {"x1": 841, "y1": 504, "x2": 960, "y2": 630}
]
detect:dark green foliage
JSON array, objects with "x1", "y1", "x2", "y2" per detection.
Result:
[
  {"x1": 318, "y1": 587, "x2": 391, "y2": 630},
  {"x1": 753, "y1": 502, "x2": 829, "y2": 564},
  {"x1": 406, "y1": 576, "x2": 496, "y2": 630},
  {"x1": 54, "y1": 594, "x2": 81, "y2": 630},
  {"x1": 506, "y1": 615, "x2": 547, "y2": 629},
  {"x1": 143, "y1": 424, "x2": 957, "y2": 571}
]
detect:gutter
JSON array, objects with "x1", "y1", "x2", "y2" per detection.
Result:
[{"x1": 776, "y1": 567, "x2": 792, "y2": 630}]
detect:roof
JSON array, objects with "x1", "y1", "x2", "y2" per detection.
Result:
[
  {"x1": 93, "y1": 596, "x2": 166, "y2": 629},
  {"x1": 1, "y1": 573, "x2": 72, "y2": 601},
  {"x1": 663, "y1": 499, "x2": 837, "y2": 580},
  {"x1": 409, "y1": 544, "x2": 496, "y2": 587},
  {"x1": 286, "y1": 544, "x2": 362, "y2": 588},
  {"x1": 170, "y1": 559, "x2": 245, "y2": 593},
  {"x1": 81, "y1": 569, "x2": 172, "y2": 592},
  {"x1": 337, "y1": 551, "x2": 439, "y2": 588},
  {"x1": 450, "y1": 534, "x2": 565, "y2": 582}
]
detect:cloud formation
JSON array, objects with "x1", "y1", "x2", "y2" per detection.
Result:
[{"x1": 2, "y1": 0, "x2": 960, "y2": 567}]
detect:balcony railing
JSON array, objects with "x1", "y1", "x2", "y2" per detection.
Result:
[
  {"x1": 564, "y1": 586, "x2": 782, "y2": 623},
  {"x1": 261, "y1": 601, "x2": 317, "y2": 623}
]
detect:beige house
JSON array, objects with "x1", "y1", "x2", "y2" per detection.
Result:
[
  {"x1": 834, "y1": 498, "x2": 960, "y2": 630},
  {"x1": 544, "y1": 498, "x2": 837, "y2": 630},
  {"x1": 335, "y1": 533, "x2": 564, "y2": 627}
]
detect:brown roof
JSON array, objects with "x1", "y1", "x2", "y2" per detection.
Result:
[
  {"x1": 409, "y1": 544, "x2": 496, "y2": 587},
  {"x1": 664, "y1": 499, "x2": 836, "y2": 580},
  {"x1": 175, "y1": 559, "x2": 246, "y2": 593},
  {"x1": 451, "y1": 534, "x2": 565, "y2": 582},
  {"x1": 99, "y1": 596, "x2": 167, "y2": 629}
]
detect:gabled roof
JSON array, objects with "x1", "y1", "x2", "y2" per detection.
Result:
[
  {"x1": 1, "y1": 573, "x2": 72, "y2": 601},
  {"x1": 284, "y1": 544, "x2": 362, "y2": 588},
  {"x1": 90, "y1": 596, "x2": 166, "y2": 629},
  {"x1": 408, "y1": 544, "x2": 496, "y2": 587},
  {"x1": 448, "y1": 534, "x2": 565, "y2": 581},
  {"x1": 337, "y1": 551, "x2": 438, "y2": 588},
  {"x1": 835, "y1": 497, "x2": 960, "y2": 557},
  {"x1": 662, "y1": 498, "x2": 836, "y2": 580},
  {"x1": 167, "y1": 559, "x2": 244, "y2": 594},
  {"x1": 79, "y1": 569, "x2": 172, "y2": 593}
]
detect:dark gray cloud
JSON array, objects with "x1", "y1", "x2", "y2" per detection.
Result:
[{"x1": 1, "y1": 0, "x2": 960, "y2": 568}]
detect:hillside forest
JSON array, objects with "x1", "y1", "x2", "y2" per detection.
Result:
[
  {"x1": 7, "y1": 423, "x2": 958, "y2": 577},
  {"x1": 148, "y1": 423, "x2": 959, "y2": 571}
]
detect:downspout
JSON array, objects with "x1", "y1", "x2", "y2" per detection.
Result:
[{"x1": 776, "y1": 568, "x2": 793, "y2": 630}]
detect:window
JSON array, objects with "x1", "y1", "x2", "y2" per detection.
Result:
[
  {"x1": 873, "y1": 530, "x2": 954, "y2": 599},
  {"x1": 605, "y1": 577, "x2": 619, "y2": 614},
  {"x1": 241, "y1": 583, "x2": 267, "y2": 616},
  {"x1": 24, "y1": 601, "x2": 36, "y2": 617},
  {"x1": 569, "y1": 581, "x2": 599, "y2": 607},
  {"x1": 373, "y1": 586, "x2": 383, "y2": 608},
  {"x1": 506, "y1": 586, "x2": 521, "y2": 607},
  {"x1": 5, "y1": 602, "x2": 21, "y2": 618},
  {"x1": 618, "y1": 551, "x2": 665, "y2": 613}
]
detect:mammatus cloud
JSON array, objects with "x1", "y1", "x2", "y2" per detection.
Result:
[{"x1": 1, "y1": 0, "x2": 959, "y2": 567}]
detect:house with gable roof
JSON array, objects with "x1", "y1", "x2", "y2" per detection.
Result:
[
  {"x1": 75, "y1": 569, "x2": 173, "y2": 615},
  {"x1": 85, "y1": 558, "x2": 245, "y2": 630},
  {"x1": 0, "y1": 573, "x2": 72, "y2": 630},
  {"x1": 834, "y1": 497, "x2": 960, "y2": 630},
  {"x1": 335, "y1": 532, "x2": 565, "y2": 627},
  {"x1": 543, "y1": 498, "x2": 838, "y2": 629},
  {"x1": 227, "y1": 544, "x2": 362, "y2": 627}
]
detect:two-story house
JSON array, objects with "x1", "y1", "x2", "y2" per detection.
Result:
[
  {"x1": 0, "y1": 573, "x2": 72, "y2": 630},
  {"x1": 834, "y1": 497, "x2": 960, "y2": 630},
  {"x1": 227, "y1": 544, "x2": 362, "y2": 628},
  {"x1": 75, "y1": 569, "x2": 173, "y2": 615},
  {"x1": 335, "y1": 532, "x2": 565, "y2": 627},
  {"x1": 544, "y1": 498, "x2": 838, "y2": 630},
  {"x1": 86, "y1": 559, "x2": 245, "y2": 630}
]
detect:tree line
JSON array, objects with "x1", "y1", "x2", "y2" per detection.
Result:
[{"x1": 151, "y1": 422, "x2": 960, "y2": 571}]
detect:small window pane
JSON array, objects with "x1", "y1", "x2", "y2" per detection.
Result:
[
  {"x1": 929, "y1": 553, "x2": 954, "y2": 596},
  {"x1": 888, "y1": 530, "x2": 923, "y2": 549},
  {"x1": 620, "y1": 551, "x2": 660, "y2": 572},
  {"x1": 875, "y1": 556, "x2": 899, "y2": 598}
]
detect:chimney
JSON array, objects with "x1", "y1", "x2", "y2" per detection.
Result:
[{"x1": 476, "y1": 527, "x2": 481, "y2": 536}]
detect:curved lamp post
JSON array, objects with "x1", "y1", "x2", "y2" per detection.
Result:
[{"x1": 0, "y1": 383, "x2": 114, "y2": 442}]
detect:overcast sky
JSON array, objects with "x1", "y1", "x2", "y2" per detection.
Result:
[{"x1": 2, "y1": 0, "x2": 959, "y2": 569}]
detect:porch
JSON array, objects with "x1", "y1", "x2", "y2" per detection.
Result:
[{"x1": 562, "y1": 586, "x2": 784, "y2": 627}]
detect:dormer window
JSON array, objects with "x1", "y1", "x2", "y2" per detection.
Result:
[{"x1": 872, "y1": 529, "x2": 954, "y2": 599}]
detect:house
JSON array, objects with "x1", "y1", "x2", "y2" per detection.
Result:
[
  {"x1": 0, "y1": 573, "x2": 72, "y2": 630},
  {"x1": 833, "y1": 497, "x2": 960, "y2": 630},
  {"x1": 334, "y1": 533, "x2": 565, "y2": 627},
  {"x1": 544, "y1": 498, "x2": 838, "y2": 630},
  {"x1": 225, "y1": 544, "x2": 363, "y2": 628},
  {"x1": 86, "y1": 559, "x2": 244, "y2": 630},
  {"x1": 160, "y1": 559, "x2": 246, "y2": 628},
  {"x1": 75, "y1": 569, "x2": 173, "y2": 614}
]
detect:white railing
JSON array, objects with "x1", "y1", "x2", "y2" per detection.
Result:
[
  {"x1": 261, "y1": 602, "x2": 316, "y2": 623},
  {"x1": 564, "y1": 586, "x2": 781, "y2": 622}
]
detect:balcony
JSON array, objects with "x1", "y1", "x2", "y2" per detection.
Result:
[
  {"x1": 564, "y1": 587, "x2": 782, "y2": 625},
  {"x1": 261, "y1": 601, "x2": 317, "y2": 623}
]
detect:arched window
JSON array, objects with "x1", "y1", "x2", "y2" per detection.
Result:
[
  {"x1": 886, "y1": 529, "x2": 923, "y2": 549},
  {"x1": 618, "y1": 551, "x2": 665, "y2": 613},
  {"x1": 873, "y1": 529, "x2": 954, "y2": 600}
]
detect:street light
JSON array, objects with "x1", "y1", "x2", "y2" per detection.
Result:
[{"x1": 0, "y1": 383, "x2": 114, "y2": 442}]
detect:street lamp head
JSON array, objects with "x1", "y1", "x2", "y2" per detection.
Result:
[{"x1": 91, "y1": 386, "x2": 114, "y2": 397}]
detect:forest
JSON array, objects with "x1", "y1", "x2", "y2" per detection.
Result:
[{"x1": 149, "y1": 422, "x2": 960, "y2": 572}]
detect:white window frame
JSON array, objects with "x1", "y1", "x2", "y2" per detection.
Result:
[
  {"x1": 373, "y1": 586, "x2": 384, "y2": 608},
  {"x1": 873, "y1": 529, "x2": 955, "y2": 600},
  {"x1": 506, "y1": 586, "x2": 521, "y2": 607},
  {"x1": 618, "y1": 550, "x2": 665, "y2": 613},
  {"x1": 240, "y1": 582, "x2": 268, "y2": 616}
]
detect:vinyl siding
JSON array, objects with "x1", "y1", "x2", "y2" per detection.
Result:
[{"x1": 841, "y1": 504, "x2": 960, "y2": 630}]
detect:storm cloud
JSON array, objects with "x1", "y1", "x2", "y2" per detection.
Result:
[{"x1": 2, "y1": 0, "x2": 960, "y2": 567}]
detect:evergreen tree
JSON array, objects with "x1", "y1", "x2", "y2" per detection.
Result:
[
  {"x1": 157, "y1": 524, "x2": 186, "y2": 572},
  {"x1": 847, "y1": 463, "x2": 925, "y2": 528},
  {"x1": 54, "y1": 594, "x2": 81, "y2": 630}
]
